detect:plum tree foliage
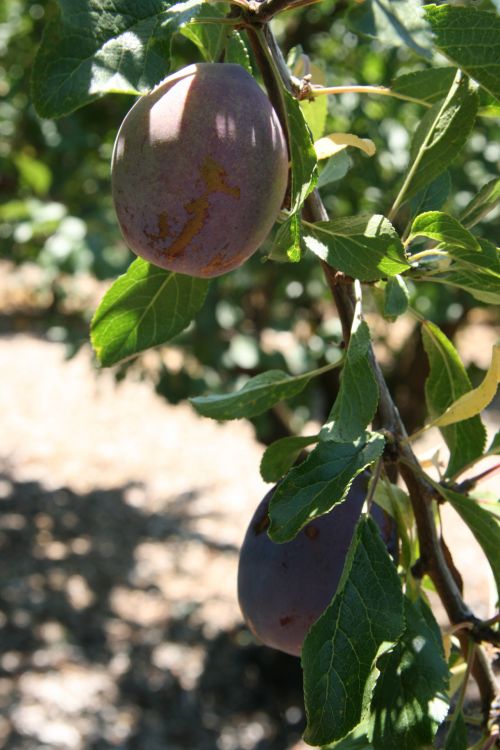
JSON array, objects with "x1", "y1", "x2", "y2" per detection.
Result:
[{"x1": 32, "y1": 0, "x2": 500, "y2": 748}]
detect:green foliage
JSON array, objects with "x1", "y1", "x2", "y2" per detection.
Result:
[
  {"x1": 91, "y1": 259, "x2": 210, "y2": 366},
  {"x1": 191, "y1": 361, "x2": 340, "y2": 420},
  {"x1": 302, "y1": 517, "x2": 405, "y2": 746},
  {"x1": 422, "y1": 321, "x2": 486, "y2": 477},
  {"x1": 424, "y1": 4, "x2": 500, "y2": 102},
  {"x1": 323, "y1": 319, "x2": 379, "y2": 441},
  {"x1": 260, "y1": 434, "x2": 320, "y2": 482},
  {"x1": 32, "y1": 0, "x2": 209, "y2": 118},
  {"x1": 303, "y1": 215, "x2": 409, "y2": 281},
  {"x1": 383, "y1": 276, "x2": 410, "y2": 319},
  {"x1": 401, "y1": 75, "x2": 478, "y2": 203},
  {"x1": 268, "y1": 432, "x2": 385, "y2": 542},
  {"x1": 368, "y1": 597, "x2": 449, "y2": 750}
]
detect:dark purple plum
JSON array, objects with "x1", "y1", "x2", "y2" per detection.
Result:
[
  {"x1": 237, "y1": 476, "x2": 395, "y2": 657},
  {"x1": 111, "y1": 63, "x2": 289, "y2": 278}
]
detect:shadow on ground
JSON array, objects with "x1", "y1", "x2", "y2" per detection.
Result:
[{"x1": 0, "y1": 475, "x2": 305, "y2": 749}]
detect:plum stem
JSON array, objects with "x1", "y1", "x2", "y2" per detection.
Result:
[{"x1": 249, "y1": 19, "x2": 499, "y2": 723}]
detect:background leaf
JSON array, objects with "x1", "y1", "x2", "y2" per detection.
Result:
[
  {"x1": 409, "y1": 171, "x2": 451, "y2": 218},
  {"x1": 303, "y1": 517, "x2": 404, "y2": 747},
  {"x1": 303, "y1": 215, "x2": 409, "y2": 281},
  {"x1": 268, "y1": 432, "x2": 385, "y2": 542},
  {"x1": 421, "y1": 321, "x2": 486, "y2": 477},
  {"x1": 91, "y1": 258, "x2": 209, "y2": 366},
  {"x1": 425, "y1": 4, "x2": 500, "y2": 102},
  {"x1": 368, "y1": 597, "x2": 449, "y2": 750}
]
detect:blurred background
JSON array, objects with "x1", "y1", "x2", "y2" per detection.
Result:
[{"x1": 1, "y1": 1, "x2": 499, "y2": 747}]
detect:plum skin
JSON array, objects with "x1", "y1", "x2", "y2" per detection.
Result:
[
  {"x1": 111, "y1": 63, "x2": 289, "y2": 278},
  {"x1": 237, "y1": 476, "x2": 394, "y2": 657}
]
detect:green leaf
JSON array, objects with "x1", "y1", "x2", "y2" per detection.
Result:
[
  {"x1": 32, "y1": 0, "x2": 205, "y2": 118},
  {"x1": 260, "y1": 434, "x2": 320, "y2": 483},
  {"x1": 409, "y1": 211, "x2": 480, "y2": 252},
  {"x1": 421, "y1": 321, "x2": 486, "y2": 477},
  {"x1": 424, "y1": 266, "x2": 500, "y2": 305},
  {"x1": 444, "y1": 711, "x2": 467, "y2": 750},
  {"x1": 318, "y1": 151, "x2": 351, "y2": 189},
  {"x1": 271, "y1": 214, "x2": 303, "y2": 263},
  {"x1": 460, "y1": 178, "x2": 500, "y2": 229},
  {"x1": 489, "y1": 430, "x2": 500, "y2": 455},
  {"x1": 401, "y1": 75, "x2": 478, "y2": 202},
  {"x1": 180, "y1": 5, "x2": 251, "y2": 71},
  {"x1": 268, "y1": 432, "x2": 385, "y2": 542},
  {"x1": 409, "y1": 171, "x2": 451, "y2": 218},
  {"x1": 391, "y1": 67, "x2": 457, "y2": 106},
  {"x1": 383, "y1": 275, "x2": 410, "y2": 319},
  {"x1": 369, "y1": 597, "x2": 449, "y2": 750},
  {"x1": 348, "y1": 0, "x2": 433, "y2": 60},
  {"x1": 437, "y1": 486, "x2": 500, "y2": 596},
  {"x1": 91, "y1": 258, "x2": 209, "y2": 366},
  {"x1": 191, "y1": 362, "x2": 339, "y2": 420},
  {"x1": 300, "y1": 91, "x2": 328, "y2": 142},
  {"x1": 409, "y1": 213, "x2": 500, "y2": 279},
  {"x1": 303, "y1": 215, "x2": 409, "y2": 281},
  {"x1": 303, "y1": 517, "x2": 404, "y2": 747},
  {"x1": 324, "y1": 320, "x2": 379, "y2": 441},
  {"x1": 425, "y1": 4, "x2": 500, "y2": 102},
  {"x1": 283, "y1": 88, "x2": 318, "y2": 214}
]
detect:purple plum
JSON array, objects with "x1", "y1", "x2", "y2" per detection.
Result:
[{"x1": 111, "y1": 63, "x2": 289, "y2": 278}]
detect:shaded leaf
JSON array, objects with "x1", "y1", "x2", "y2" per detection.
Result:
[
  {"x1": 422, "y1": 321, "x2": 486, "y2": 477},
  {"x1": 460, "y1": 178, "x2": 500, "y2": 229},
  {"x1": 444, "y1": 711, "x2": 467, "y2": 750},
  {"x1": 348, "y1": 0, "x2": 433, "y2": 59},
  {"x1": 369, "y1": 597, "x2": 449, "y2": 750},
  {"x1": 91, "y1": 258, "x2": 209, "y2": 366},
  {"x1": 260, "y1": 434, "x2": 320, "y2": 483},
  {"x1": 422, "y1": 266, "x2": 500, "y2": 305},
  {"x1": 409, "y1": 171, "x2": 451, "y2": 218},
  {"x1": 303, "y1": 517, "x2": 404, "y2": 747},
  {"x1": 268, "y1": 432, "x2": 385, "y2": 542},
  {"x1": 384, "y1": 275, "x2": 410, "y2": 319},
  {"x1": 425, "y1": 4, "x2": 500, "y2": 102},
  {"x1": 303, "y1": 215, "x2": 409, "y2": 281}
]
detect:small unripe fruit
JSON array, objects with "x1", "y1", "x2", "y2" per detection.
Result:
[
  {"x1": 111, "y1": 63, "x2": 289, "y2": 278},
  {"x1": 237, "y1": 476, "x2": 394, "y2": 657}
]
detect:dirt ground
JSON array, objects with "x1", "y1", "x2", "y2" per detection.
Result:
[{"x1": 0, "y1": 293, "x2": 497, "y2": 748}]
